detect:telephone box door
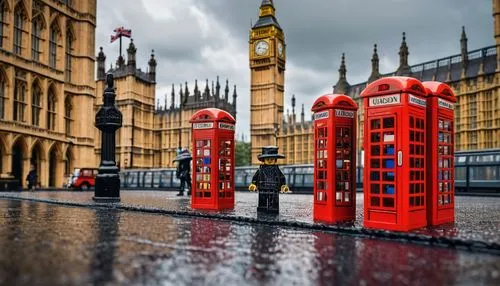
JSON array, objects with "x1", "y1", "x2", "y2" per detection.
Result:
[
  {"x1": 193, "y1": 134, "x2": 216, "y2": 208},
  {"x1": 217, "y1": 135, "x2": 235, "y2": 209},
  {"x1": 312, "y1": 94, "x2": 358, "y2": 223},
  {"x1": 365, "y1": 113, "x2": 399, "y2": 224}
]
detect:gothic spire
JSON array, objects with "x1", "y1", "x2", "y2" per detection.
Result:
[
  {"x1": 301, "y1": 103, "x2": 305, "y2": 123},
  {"x1": 194, "y1": 79, "x2": 199, "y2": 101},
  {"x1": 232, "y1": 85, "x2": 237, "y2": 116},
  {"x1": 97, "y1": 47, "x2": 106, "y2": 80},
  {"x1": 171, "y1": 84, "x2": 175, "y2": 109},
  {"x1": 461, "y1": 26, "x2": 468, "y2": 69},
  {"x1": 368, "y1": 44, "x2": 381, "y2": 83},
  {"x1": 184, "y1": 81, "x2": 190, "y2": 100},
  {"x1": 291, "y1": 94, "x2": 296, "y2": 115},
  {"x1": 148, "y1": 50, "x2": 157, "y2": 81},
  {"x1": 215, "y1": 76, "x2": 221, "y2": 99},
  {"x1": 396, "y1": 32, "x2": 411, "y2": 76},
  {"x1": 224, "y1": 79, "x2": 230, "y2": 102},
  {"x1": 333, "y1": 53, "x2": 350, "y2": 94},
  {"x1": 127, "y1": 39, "x2": 137, "y2": 68},
  {"x1": 204, "y1": 79, "x2": 210, "y2": 100},
  {"x1": 179, "y1": 83, "x2": 184, "y2": 106}
]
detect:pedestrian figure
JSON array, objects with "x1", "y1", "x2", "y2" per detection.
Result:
[
  {"x1": 249, "y1": 146, "x2": 290, "y2": 213},
  {"x1": 173, "y1": 149, "x2": 192, "y2": 196},
  {"x1": 26, "y1": 165, "x2": 37, "y2": 192}
]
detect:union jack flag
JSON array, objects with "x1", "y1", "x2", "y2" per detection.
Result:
[{"x1": 110, "y1": 27, "x2": 132, "y2": 43}]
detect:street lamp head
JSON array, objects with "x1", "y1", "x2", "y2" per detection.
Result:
[{"x1": 106, "y1": 73, "x2": 114, "y2": 91}]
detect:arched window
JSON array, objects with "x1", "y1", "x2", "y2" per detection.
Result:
[
  {"x1": 0, "y1": 1, "x2": 7, "y2": 48},
  {"x1": 47, "y1": 88, "x2": 56, "y2": 130},
  {"x1": 31, "y1": 19, "x2": 42, "y2": 61},
  {"x1": 13, "y1": 6, "x2": 25, "y2": 55},
  {"x1": 49, "y1": 26, "x2": 58, "y2": 68},
  {"x1": 31, "y1": 81, "x2": 42, "y2": 126},
  {"x1": 31, "y1": 2, "x2": 45, "y2": 62},
  {"x1": 14, "y1": 78, "x2": 26, "y2": 122},
  {"x1": 65, "y1": 26, "x2": 73, "y2": 82},
  {"x1": 0, "y1": 69, "x2": 5, "y2": 119},
  {"x1": 64, "y1": 95, "x2": 72, "y2": 136}
]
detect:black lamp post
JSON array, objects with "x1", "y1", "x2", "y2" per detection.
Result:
[{"x1": 94, "y1": 73, "x2": 122, "y2": 202}]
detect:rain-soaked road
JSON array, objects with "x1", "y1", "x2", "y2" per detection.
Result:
[{"x1": 0, "y1": 199, "x2": 499, "y2": 286}]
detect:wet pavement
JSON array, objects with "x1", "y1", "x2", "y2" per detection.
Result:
[
  {"x1": 0, "y1": 199, "x2": 499, "y2": 286},
  {"x1": 1, "y1": 191, "x2": 500, "y2": 249}
]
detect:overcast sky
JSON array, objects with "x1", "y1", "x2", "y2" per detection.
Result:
[{"x1": 96, "y1": 0, "x2": 494, "y2": 140}]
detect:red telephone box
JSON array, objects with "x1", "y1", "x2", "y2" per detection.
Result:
[
  {"x1": 423, "y1": 81, "x2": 456, "y2": 226},
  {"x1": 311, "y1": 94, "x2": 358, "y2": 223},
  {"x1": 190, "y1": 108, "x2": 236, "y2": 210},
  {"x1": 360, "y1": 77, "x2": 428, "y2": 231}
]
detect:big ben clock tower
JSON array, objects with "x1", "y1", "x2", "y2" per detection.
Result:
[{"x1": 250, "y1": 0, "x2": 286, "y2": 165}]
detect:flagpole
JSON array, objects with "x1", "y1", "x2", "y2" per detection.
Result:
[{"x1": 119, "y1": 35, "x2": 122, "y2": 61}]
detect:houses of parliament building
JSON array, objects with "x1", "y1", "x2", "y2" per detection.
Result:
[
  {"x1": 0, "y1": 0, "x2": 498, "y2": 187},
  {"x1": 0, "y1": 0, "x2": 237, "y2": 188},
  {"x1": 250, "y1": 0, "x2": 500, "y2": 165}
]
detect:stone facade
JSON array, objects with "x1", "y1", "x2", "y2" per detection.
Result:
[
  {"x1": 0, "y1": 0, "x2": 97, "y2": 187},
  {"x1": 250, "y1": 0, "x2": 500, "y2": 166}
]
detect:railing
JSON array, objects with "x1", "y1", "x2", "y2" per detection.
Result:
[{"x1": 119, "y1": 163, "x2": 499, "y2": 193}]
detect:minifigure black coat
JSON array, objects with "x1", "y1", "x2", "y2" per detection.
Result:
[{"x1": 251, "y1": 164, "x2": 286, "y2": 213}]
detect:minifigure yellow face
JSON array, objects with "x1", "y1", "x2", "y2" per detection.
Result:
[{"x1": 264, "y1": 158, "x2": 277, "y2": 165}]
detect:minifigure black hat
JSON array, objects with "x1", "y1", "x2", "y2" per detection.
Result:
[
  {"x1": 173, "y1": 149, "x2": 192, "y2": 162},
  {"x1": 257, "y1": 146, "x2": 285, "y2": 161}
]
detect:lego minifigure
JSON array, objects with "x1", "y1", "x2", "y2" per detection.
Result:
[
  {"x1": 249, "y1": 146, "x2": 290, "y2": 213},
  {"x1": 173, "y1": 149, "x2": 192, "y2": 196}
]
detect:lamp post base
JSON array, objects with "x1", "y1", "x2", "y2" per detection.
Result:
[
  {"x1": 92, "y1": 196, "x2": 121, "y2": 203},
  {"x1": 94, "y1": 174, "x2": 120, "y2": 201}
]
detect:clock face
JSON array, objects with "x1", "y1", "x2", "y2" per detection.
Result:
[
  {"x1": 278, "y1": 42, "x2": 284, "y2": 57},
  {"x1": 255, "y1": 40, "x2": 269, "y2": 56}
]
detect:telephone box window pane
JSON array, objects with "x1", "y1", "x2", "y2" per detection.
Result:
[
  {"x1": 370, "y1": 159, "x2": 380, "y2": 168},
  {"x1": 383, "y1": 145, "x2": 395, "y2": 155},
  {"x1": 383, "y1": 159, "x2": 394, "y2": 169},
  {"x1": 371, "y1": 119, "x2": 381, "y2": 129},
  {"x1": 383, "y1": 172, "x2": 395, "y2": 181},
  {"x1": 371, "y1": 132, "x2": 381, "y2": 143},
  {"x1": 371, "y1": 197, "x2": 380, "y2": 207},
  {"x1": 382, "y1": 198, "x2": 394, "y2": 208},
  {"x1": 336, "y1": 160, "x2": 343, "y2": 169},
  {"x1": 370, "y1": 184, "x2": 380, "y2": 194},
  {"x1": 371, "y1": 145, "x2": 380, "y2": 156},
  {"x1": 383, "y1": 132, "x2": 394, "y2": 142},
  {"x1": 383, "y1": 184, "x2": 395, "y2": 194},
  {"x1": 410, "y1": 117, "x2": 414, "y2": 128},
  {"x1": 370, "y1": 171, "x2": 380, "y2": 181},
  {"x1": 383, "y1": 118, "x2": 394, "y2": 128},
  {"x1": 336, "y1": 192, "x2": 342, "y2": 201}
]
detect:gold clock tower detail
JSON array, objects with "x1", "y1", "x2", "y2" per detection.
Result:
[{"x1": 250, "y1": 0, "x2": 286, "y2": 165}]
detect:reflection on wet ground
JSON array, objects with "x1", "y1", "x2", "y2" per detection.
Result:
[
  {"x1": 1, "y1": 191, "x2": 500, "y2": 245},
  {"x1": 0, "y1": 199, "x2": 499, "y2": 285}
]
